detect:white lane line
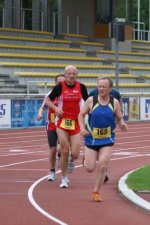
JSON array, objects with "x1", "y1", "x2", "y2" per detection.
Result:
[
  {"x1": 0, "y1": 150, "x2": 49, "y2": 157},
  {"x1": 0, "y1": 168, "x2": 47, "y2": 171},
  {"x1": 0, "y1": 158, "x2": 48, "y2": 168},
  {"x1": 28, "y1": 165, "x2": 82, "y2": 225},
  {"x1": 28, "y1": 174, "x2": 68, "y2": 225},
  {"x1": 1, "y1": 148, "x2": 149, "y2": 223},
  {"x1": 0, "y1": 134, "x2": 46, "y2": 140},
  {"x1": 27, "y1": 152, "x2": 150, "y2": 225},
  {"x1": 9, "y1": 149, "x2": 29, "y2": 152}
]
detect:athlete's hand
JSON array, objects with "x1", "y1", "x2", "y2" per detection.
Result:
[
  {"x1": 80, "y1": 128, "x2": 90, "y2": 137},
  {"x1": 36, "y1": 115, "x2": 42, "y2": 121},
  {"x1": 120, "y1": 123, "x2": 128, "y2": 131},
  {"x1": 55, "y1": 107, "x2": 63, "y2": 117}
]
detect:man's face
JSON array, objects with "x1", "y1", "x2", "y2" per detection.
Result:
[
  {"x1": 65, "y1": 67, "x2": 77, "y2": 85},
  {"x1": 97, "y1": 79, "x2": 111, "y2": 97}
]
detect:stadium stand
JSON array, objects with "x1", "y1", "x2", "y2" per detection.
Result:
[
  {"x1": 0, "y1": 28, "x2": 150, "y2": 96},
  {"x1": 0, "y1": 74, "x2": 38, "y2": 96}
]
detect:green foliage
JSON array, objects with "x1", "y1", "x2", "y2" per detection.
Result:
[
  {"x1": 126, "y1": 165, "x2": 150, "y2": 191},
  {"x1": 132, "y1": 0, "x2": 149, "y2": 30}
]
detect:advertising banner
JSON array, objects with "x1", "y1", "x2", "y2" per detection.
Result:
[
  {"x1": 122, "y1": 97, "x2": 129, "y2": 121},
  {"x1": 27, "y1": 99, "x2": 47, "y2": 127},
  {"x1": 11, "y1": 99, "x2": 47, "y2": 128},
  {"x1": 0, "y1": 99, "x2": 11, "y2": 128},
  {"x1": 11, "y1": 99, "x2": 26, "y2": 127},
  {"x1": 140, "y1": 97, "x2": 150, "y2": 120},
  {"x1": 129, "y1": 97, "x2": 139, "y2": 121}
]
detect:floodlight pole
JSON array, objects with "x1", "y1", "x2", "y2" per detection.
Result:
[{"x1": 115, "y1": 18, "x2": 119, "y2": 90}]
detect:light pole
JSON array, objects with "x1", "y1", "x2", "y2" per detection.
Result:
[
  {"x1": 137, "y1": 0, "x2": 140, "y2": 40},
  {"x1": 114, "y1": 18, "x2": 126, "y2": 90},
  {"x1": 115, "y1": 18, "x2": 119, "y2": 90}
]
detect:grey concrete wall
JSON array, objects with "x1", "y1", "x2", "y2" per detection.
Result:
[
  {"x1": 61, "y1": 0, "x2": 94, "y2": 37},
  {"x1": 111, "y1": 38, "x2": 132, "y2": 52}
]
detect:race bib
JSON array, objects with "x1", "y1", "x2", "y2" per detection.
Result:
[
  {"x1": 60, "y1": 118, "x2": 75, "y2": 130},
  {"x1": 50, "y1": 113, "x2": 56, "y2": 123},
  {"x1": 92, "y1": 127, "x2": 111, "y2": 139}
]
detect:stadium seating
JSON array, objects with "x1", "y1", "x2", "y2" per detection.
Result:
[{"x1": 0, "y1": 27, "x2": 150, "y2": 96}]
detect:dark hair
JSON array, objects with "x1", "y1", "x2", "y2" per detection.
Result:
[
  {"x1": 55, "y1": 74, "x2": 65, "y2": 83},
  {"x1": 98, "y1": 76, "x2": 113, "y2": 87}
]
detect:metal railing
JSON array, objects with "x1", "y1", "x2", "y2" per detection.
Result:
[
  {"x1": 27, "y1": 80, "x2": 54, "y2": 98},
  {"x1": 0, "y1": 6, "x2": 44, "y2": 31},
  {"x1": 132, "y1": 21, "x2": 150, "y2": 41},
  {"x1": 53, "y1": 12, "x2": 80, "y2": 35},
  {"x1": 132, "y1": 28, "x2": 150, "y2": 41}
]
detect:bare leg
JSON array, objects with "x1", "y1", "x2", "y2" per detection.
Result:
[
  {"x1": 70, "y1": 132, "x2": 81, "y2": 160},
  {"x1": 93, "y1": 146, "x2": 112, "y2": 193},
  {"x1": 84, "y1": 146, "x2": 97, "y2": 172},
  {"x1": 56, "y1": 128, "x2": 69, "y2": 177},
  {"x1": 49, "y1": 147, "x2": 57, "y2": 170}
]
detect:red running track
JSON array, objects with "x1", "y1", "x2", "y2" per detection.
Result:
[{"x1": 0, "y1": 121, "x2": 150, "y2": 225}]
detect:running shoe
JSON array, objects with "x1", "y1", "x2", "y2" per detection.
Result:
[
  {"x1": 67, "y1": 155, "x2": 75, "y2": 173},
  {"x1": 47, "y1": 171, "x2": 56, "y2": 181},
  {"x1": 60, "y1": 176, "x2": 69, "y2": 188},
  {"x1": 92, "y1": 192, "x2": 102, "y2": 202}
]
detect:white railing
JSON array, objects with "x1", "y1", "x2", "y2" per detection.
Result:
[
  {"x1": 1, "y1": 6, "x2": 150, "y2": 41},
  {"x1": 132, "y1": 21, "x2": 150, "y2": 41},
  {"x1": 132, "y1": 28, "x2": 150, "y2": 41},
  {"x1": 0, "y1": 6, "x2": 44, "y2": 31},
  {"x1": 0, "y1": 93, "x2": 45, "y2": 99},
  {"x1": 53, "y1": 12, "x2": 80, "y2": 35},
  {"x1": 27, "y1": 80, "x2": 54, "y2": 98}
]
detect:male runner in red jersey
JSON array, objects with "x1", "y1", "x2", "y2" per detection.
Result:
[{"x1": 46, "y1": 65, "x2": 88, "y2": 188}]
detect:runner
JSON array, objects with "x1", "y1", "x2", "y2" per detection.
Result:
[
  {"x1": 37, "y1": 74, "x2": 65, "y2": 181},
  {"x1": 78, "y1": 76, "x2": 128, "y2": 201},
  {"x1": 46, "y1": 65, "x2": 88, "y2": 188}
]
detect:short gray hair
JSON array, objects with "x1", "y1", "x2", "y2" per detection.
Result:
[
  {"x1": 97, "y1": 76, "x2": 113, "y2": 87},
  {"x1": 64, "y1": 65, "x2": 78, "y2": 73}
]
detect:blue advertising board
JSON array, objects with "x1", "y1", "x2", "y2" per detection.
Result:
[{"x1": 11, "y1": 99, "x2": 47, "y2": 128}]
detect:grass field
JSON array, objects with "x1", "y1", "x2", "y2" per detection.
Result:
[{"x1": 126, "y1": 164, "x2": 150, "y2": 191}]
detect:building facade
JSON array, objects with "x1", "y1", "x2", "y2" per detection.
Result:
[{"x1": 0, "y1": 0, "x2": 133, "y2": 38}]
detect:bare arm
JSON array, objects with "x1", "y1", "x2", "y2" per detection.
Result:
[
  {"x1": 119, "y1": 98, "x2": 123, "y2": 113},
  {"x1": 37, "y1": 91, "x2": 50, "y2": 121},
  {"x1": 45, "y1": 97, "x2": 63, "y2": 117},
  {"x1": 78, "y1": 97, "x2": 92, "y2": 137},
  {"x1": 37, "y1": 106, "x2": 45, "y2": 121},
  {"x1": 114, "y1": 99, "x2": 128, "y2": 131}
]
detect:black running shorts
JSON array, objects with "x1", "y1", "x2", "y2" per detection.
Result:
[{"x1": 47, "y1": 130, "x2": 58, "y2": 148}]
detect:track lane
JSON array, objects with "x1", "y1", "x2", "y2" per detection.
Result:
[{"x1": 0, "y1": 122, "x2": 150, "y2": 225}]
